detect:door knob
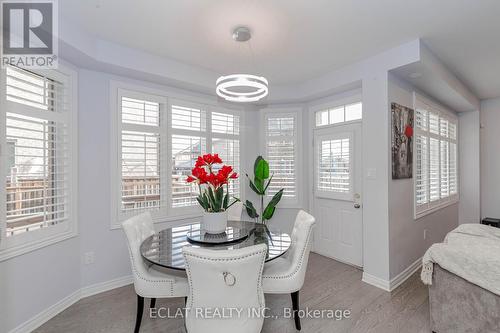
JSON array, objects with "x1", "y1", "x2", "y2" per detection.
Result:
[{"x1": 354, "y1": 203, "x2": 361, "y2": 209}]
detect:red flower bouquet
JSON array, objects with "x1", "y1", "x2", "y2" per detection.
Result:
[{"x1": 186, "y1": 154, "x2": 239, "y2": 213}]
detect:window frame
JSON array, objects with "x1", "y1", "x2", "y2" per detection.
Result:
[
  {"x1": 0, "y1": 64, "x2": 78, "y2": 261},
  {"x1": 314, "y1": 130, "x2": 355, "y2": 201},
  {"x1": 113, "y1": 87, "x2": 168, "y2": 225},
  {"x1": 260, "y1": 108, "x2": 302, "y2": 208},
  {"x1": 168, "y1": 100, "x2": 243, "y2": 217},
  {"x1": 413, "y1": 93, "x2": 459, "y2": 220},
  {"x1": 110, "y1": 81, "x2": 244, "y2": 229}
]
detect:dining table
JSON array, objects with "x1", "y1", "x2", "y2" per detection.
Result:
[{"x1": 140, "y1": 220, "x2": 292, "y2": 271}]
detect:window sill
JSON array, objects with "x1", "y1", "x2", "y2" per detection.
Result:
[
  {"x1": 414, "y1": 198, "x2": 459, "y2": 220},
  {"x1": 0, "y1": 229, "x2": 77, "y2": 262}
]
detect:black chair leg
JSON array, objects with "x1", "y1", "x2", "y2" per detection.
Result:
[
  {"x1": 291, "y1": 291, "x2": 301, "y2": 331},
  {"x1": 134, "y1": 295, "x2": 144, "y2": 333},
  {"x1": 150, "y1": 298, "x2": 156, "y2": 309}
]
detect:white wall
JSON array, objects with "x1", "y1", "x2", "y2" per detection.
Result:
[
  {"x1": 480, "y1": 97, "x2": 500, "y2": 219},
  {"x1": 0, "y1": 238, "x2": 81, "y2": 332},
  {"x1": 459, "y1": 110, "x2": 481, "y2": 224},
  {"x1": 387, "y1": 74, "x2": 459, "y2": 279}
]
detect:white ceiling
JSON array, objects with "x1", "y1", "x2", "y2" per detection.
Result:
[{"x1": 61, "y1": 0, "x2": 500, "y2": 99}]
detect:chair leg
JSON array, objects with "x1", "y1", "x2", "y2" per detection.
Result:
[
  {"x1": 291, "y1": 291, "x2": 301, "y2": 331},
  {"x1": 134, "y1": 295, "x2": 144, "y2": 333},
  {"x1": 150, "y1": 298, "x2": 156, "y2": 309}
]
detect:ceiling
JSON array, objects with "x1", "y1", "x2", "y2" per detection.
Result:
[{"x1": 61, "y1": 0, "x2": 500, "y2": 99}]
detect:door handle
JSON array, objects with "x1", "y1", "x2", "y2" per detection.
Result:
[{"x1": 354, "y1": 203, "x2": 361, "y2": 209}]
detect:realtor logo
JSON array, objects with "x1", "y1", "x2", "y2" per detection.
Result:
[{"x1": 1, "y1": 0, "x2": 58, "y2": 68}]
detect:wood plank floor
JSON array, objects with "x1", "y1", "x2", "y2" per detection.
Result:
[{"x1": 34, "y1": 253, "x2": 430, "y2": 333}]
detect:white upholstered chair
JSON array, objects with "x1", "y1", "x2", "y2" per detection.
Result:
[
  {"x1": 262, "y1": 210, "x2": 316, "y2": 330},
  {"x1": 227, "y1": 201, "x2": 243, "y2": 221},
  {"x1": 183, "y1": 244, "x2": 267, "y2": 333},
  {"x1": 122, "y1": 212, "x2": 189, "y2": 333}
]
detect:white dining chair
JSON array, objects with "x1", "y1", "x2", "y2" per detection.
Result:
[
  {"x1": 262, "y1": 210, "x2": 316, "y2": 331},
  {"x1": 183, "y1": 243, "x2": 267, "y2": 333},
  {"x1": 227, "y1": 201, "x2": 243, "y2": 221},
  {"x1": 122, "y1": 212, "x2": 189, "y2": 333}
]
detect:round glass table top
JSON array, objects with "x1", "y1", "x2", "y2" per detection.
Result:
[{"x1": 140, "y1": 220, "x2": 292, "y2": 271}]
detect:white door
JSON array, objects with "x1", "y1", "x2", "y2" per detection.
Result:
[{"x1": 313, "y1": 122, "x2": 363, "y2": 267}]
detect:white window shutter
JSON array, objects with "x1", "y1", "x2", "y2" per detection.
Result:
[
  {"x1": 4, "y1": 66, "x2": 70, "y2": 236},
  {"x1": 265, "y1": 115, "x2": 297, "y2": 199},
  {"x1": 317, "y1": 138, "x2": 351, "y2": 193},
  {"x1": 414, "y1": 95, "x2": 459, "y2": 218},
  {"x1": 171, "y1": 134, "x2": 206, "y2": 208},
  {"x1": 169, "y1": 102, "x2": 241, "y2": 209},
  {"x1": 119, "y1": 94, "x2": 164, "y2": 215}
]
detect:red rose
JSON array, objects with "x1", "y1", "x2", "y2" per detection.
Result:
[
  {"x1": 186, "y1": 175, "x2": 196, "y2": 183},
  {"x1": 229, "y1": 172, "x2": 238, "y2": 179}
]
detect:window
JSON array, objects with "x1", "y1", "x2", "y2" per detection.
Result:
[
  {"x1": 169, "y1": 102, "x2": 207, "y2": 209},
  {"x1": 414, "y1": 94, "x2": 458, "y2": 218},
  {"x1": 169, "y1": 102, "x2": 240, "y2": 209},
  {"x1": 111, "y1": 86, "x2": 241, "y2": 226},
  {"x1": 1, "y1": 65, "x2": 77, "y2": 258},
  {"x1": 315, "y1": 102, "x2": 362, "y2": 126},
  {"x1": 118, "y1": 91, "x2": 166, "y2": 220},
  {"x1": 211, "y1": 112, "x2": 240, "y2": 197},
  {"x1": 264, "y1": 112, "x2": 299, "y2": 204},
  {"x1": 314, "y1": 132, "x2": 353, "y2": 201},
  {"x1": 317, "y1": 138, "x2": 351, "y2": 193}
]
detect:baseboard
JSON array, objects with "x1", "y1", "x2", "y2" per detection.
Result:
[
  {"x1": 389, "y1": 257, "x2": 422, "y2": 291},
  {"x1": 8, "y1": 275, "x2": 133, "y2": 333},
  {"x1": 362, "y1": 272, "x2": 391, "y2": 291},
  {"x1": 362, "y1": 257, "x2": 422, "y2": 292},
  {"x1": 81, "y1": 275, "x2": 133, "y2": 298},
  {"x1": 8, "y1": 289, "x2": 81, "y2": 333}
]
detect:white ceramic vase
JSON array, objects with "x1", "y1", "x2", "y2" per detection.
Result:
[{"x1": 202, "y1": 211, "x2": 228, "y2": 234}]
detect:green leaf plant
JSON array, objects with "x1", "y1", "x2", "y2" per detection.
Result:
[{"x1": 243, "y1": 156, "x2": 284, "y2": 223}]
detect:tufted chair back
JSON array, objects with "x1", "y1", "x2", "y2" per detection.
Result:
[
  {"x1": 287, "y1": 210, "x2": 316, "y2": 289},
  {"x1": 122, "y1": 212, "x2": 176, "y2": 296},
  {"x1": 183, "y1": 244, "x2": 267, "y2": 333},
  {"x1": 263, "y1": 210, "x2": 315, "y2": 294}
]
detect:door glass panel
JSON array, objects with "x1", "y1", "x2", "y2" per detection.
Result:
[{"x1": 317, "y1": 138, "x2": 350, "y2": 193}]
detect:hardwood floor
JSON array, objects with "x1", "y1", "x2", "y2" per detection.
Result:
[{"x1": 34, "y1": 253, "x2": 430, "y2": 333}]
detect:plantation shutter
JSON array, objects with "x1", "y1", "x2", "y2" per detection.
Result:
[
  {"x1": 449, "y1": 122, "x2": 458, "y2": 195},
  {"x1": 120, "y1": 95, "x2": 164, "y2": 213},
  {"x1": 170, "y1": 101, "x2": 207, "y2": 208},
  {"x1": 265, "y1": 115, "x2": 297, "y2": 198},
  {"x1": 317, "y1": 138, "x2": 351, "y2": 193},
  {"x1": 211, "y1": 111, "x2": 240, "y2": 197},
  {"x1": 4, "y1": 66, "x2": 70, "y2": 236},
  {"x1": 414, "y1": 94, "x2": 458, "y2": 218}
]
